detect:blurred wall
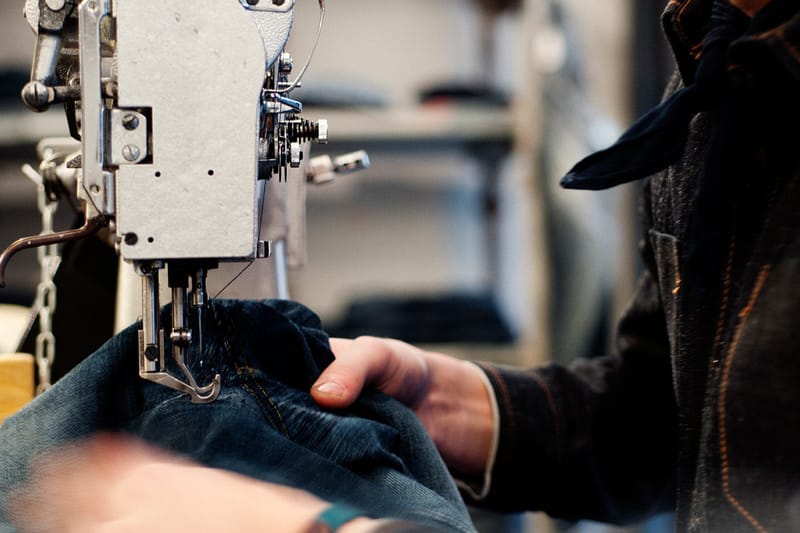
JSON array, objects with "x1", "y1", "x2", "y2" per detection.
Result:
[
  {"x1": 0, "y1": 3, "x2": 34, "y2": 69},
  {"x1": 291, "y1": 0, "x2": 523, "y2": 106}
]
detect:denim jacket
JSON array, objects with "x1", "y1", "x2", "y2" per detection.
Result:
[{"x1": 470, "y1": 1, "x2": 800, "y2": 531}]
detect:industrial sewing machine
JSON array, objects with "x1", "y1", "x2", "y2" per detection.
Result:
[{"x1": 0, "y1": 0, "x2": 368, "y2": 403}]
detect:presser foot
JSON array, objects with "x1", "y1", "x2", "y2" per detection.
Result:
[
  {"x1": 139, "y1": 370, "x2": 221, "y2": 404},
  {"x1": 138, "y1": 330, "x2": 221, "y2": 403}
]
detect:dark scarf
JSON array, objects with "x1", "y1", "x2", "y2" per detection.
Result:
[
  {"x1": 559, "y1": 0, "x2": 750, "y2": 192},
  {"x1": 559, "y1": 0, "x2": 797, "y2": 290}
]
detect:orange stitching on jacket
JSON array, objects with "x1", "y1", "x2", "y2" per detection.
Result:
[
  {"x1": 672, "y1": 243, "x2": 682, "y2": 295},
  {"x1": 718, "y1": 264, "x2": 771, "y2": 533},
  {"x1": 675, "y1": 0, "x2": 702, "y2": 58}
]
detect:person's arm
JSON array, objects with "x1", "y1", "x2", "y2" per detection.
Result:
[
  {"x1": 6, "y1": 433, "x2": 451, "y2": 533},
  {"x1": 314, "y1": 337, "x2": 495, "y2": 480},
  {"x1": 6, "y1": 433, "x2": 332, "y2": 532},
  {"x1": 317, "y1": 181, "x2": 678, "y2": 525},
  {"x1": 471, "y1": 267, "x2": 677, "y2": 524},
  {"x1": 465, "y1": 178, "x2": 677, "y2": 523},
  {"x1": 314, "y1": 271, "x2": 676, "y2": 526}
]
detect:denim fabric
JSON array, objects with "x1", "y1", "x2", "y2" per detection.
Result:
[{"x1": 0, "y1": 299, "x2": 476, "y2": 533}]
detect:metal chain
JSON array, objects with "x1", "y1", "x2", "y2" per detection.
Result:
[{"x1": 23, "y1": 159, "x2": 62, "y2": 395}]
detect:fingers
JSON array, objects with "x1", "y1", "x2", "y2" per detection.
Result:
[
  {"x1": 313, "y1": 336, "x2": 430, "y2": 409},
  {"x1": 311, "y1": 338, "x2": 369, "y2": 407},
  {"x1": 312, "y1": 337, "x2": 377, "y2": 408}
]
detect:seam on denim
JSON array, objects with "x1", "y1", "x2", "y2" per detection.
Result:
[
  {"x1": 209, "y1": 301, "x2": 238, "y2": 369},
  {"x1": 240, "y1": 376, "x2": 290, "y2": 438},
  {"x1": 717, "y1": 263, "x2": 770, "y2": 533},
  {"x1": 689, "y1": 231, "x2": 736, "y2": 522},
  {"x1": 713, "y1": 153, "x2": 783, "y2": 531},
  {"x1": 714, "y1": 235, "x2": 737, "y2": 350}
]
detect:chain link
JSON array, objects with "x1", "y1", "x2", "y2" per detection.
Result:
[{"x1": 27, "y1": 158, "x2": 62, "y2": 395}]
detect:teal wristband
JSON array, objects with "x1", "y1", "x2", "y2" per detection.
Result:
[{"x1": 309, "y1": 503, "x2": 368, "y2": 532}]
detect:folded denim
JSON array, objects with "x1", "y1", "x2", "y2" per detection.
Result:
[{"x1": 0, "y1": 299, "x2": 476, "y2": 533}]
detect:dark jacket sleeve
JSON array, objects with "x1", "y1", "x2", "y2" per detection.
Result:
[{"x1": 469, "y1": 182, "x2": 678, "y2": 525}]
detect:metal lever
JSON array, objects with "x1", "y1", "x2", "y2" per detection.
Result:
[{"x1": 0, "y1": 214, "x2": 107, "y2": 288}]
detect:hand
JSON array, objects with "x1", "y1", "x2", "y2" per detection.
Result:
[
  {"x1": 7, "y1": 433, "x2": 339, "y2": 533},
  {"x1": 312, "y1": 336, "x2": 494, "y2": 478}
]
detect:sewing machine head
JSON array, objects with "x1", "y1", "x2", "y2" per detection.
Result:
[{"x1": 2, "y1": 0, "x2": 367, "y2": 402}]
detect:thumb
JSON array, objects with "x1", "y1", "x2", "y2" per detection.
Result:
[{"x1": 311, "y1": 338, "x2": 370, "y2": 408}]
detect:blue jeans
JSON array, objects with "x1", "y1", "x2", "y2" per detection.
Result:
[{"x1": 0, "y1": 299, "x2": 476, "y2": 533}]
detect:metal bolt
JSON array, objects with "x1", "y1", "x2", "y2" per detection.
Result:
[
  {"x1": 122, "y1": 113, "x2": 139, "y2": 130},
  {"x1": 273, "y1": 0, "x2": 285, "y2": 5},
  {"x1": 246, "y1": 0, "x2": 259, "y2": 5},
  {"x1": 144, "y1": 345, "x2": 159, "y2": 361},
  {"x1": 122, "y1": 144, "x2": 141, "y2": 161}
]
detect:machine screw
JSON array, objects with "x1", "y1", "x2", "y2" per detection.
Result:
[
  {"x1": 246, "y1": 0, "x2": 259, "y2": 5},
  {"x1": 279, "y1": 53, "x2": 294, "y2": 74},
  {"x1": 273, "y1": 0, "x2": 286, "y2": 5},
  {"x1": 122, "y1": 144, "x2": 141, "y2": 161},
  {"x1": 21, "y1": 81, "x2": 52, "y2": 111},
  {"x1": 122, "y1": 113, "x2": 139, "y2": 130}
]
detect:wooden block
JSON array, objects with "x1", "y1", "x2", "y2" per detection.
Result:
[{"x1": 0, "y1": 353, "x2": 34, "y2": 424}]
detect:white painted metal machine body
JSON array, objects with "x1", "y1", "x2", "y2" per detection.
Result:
[{"x1": 1, "y1": 0, "x2": 368, "y2": 401}]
